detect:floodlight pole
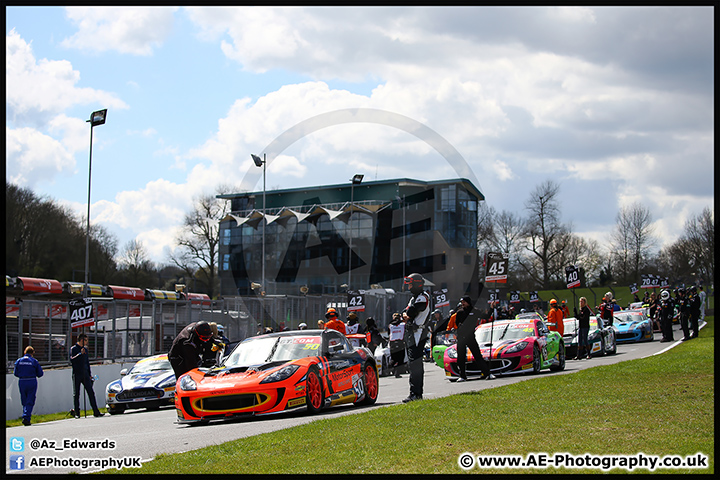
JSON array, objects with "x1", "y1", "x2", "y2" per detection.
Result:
[
  {"x1": 348, "y1": 174, "x2": 363, "y2": 290},
  {"x1": 251, "y1": 154, "x2": 267, "y2": 328},
  {"x1": 84, "y1": 109, "x2": 107, "y2": 297}
]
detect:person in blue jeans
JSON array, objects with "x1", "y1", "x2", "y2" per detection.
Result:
[{"x1": 14, "y1": 346, "x2": 44, "y2": 426}]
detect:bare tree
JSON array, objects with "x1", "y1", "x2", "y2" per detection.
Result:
[
  {"x1": 171, "y1": 186, "x2": 233, "y2": 299},
  {"x1": 117, "y1": 239, "x2": 155, "y2": 287},
  {"x1": 518, "y1": 180, "x2": 571, "y2": 289},
  {"x1": 665, "y1": 206, "x2": 714, "y2": 284},
  {"x1": 610, "y1": 202, "x2": 656, "y2": 283}
]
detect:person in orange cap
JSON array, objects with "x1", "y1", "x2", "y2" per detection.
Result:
[
  {"x1": 547, "y1": 299, "x2": 564, "y2": 336},
  {"x1": 323, "y1": 308, "x2": 346, "y2": 334}
]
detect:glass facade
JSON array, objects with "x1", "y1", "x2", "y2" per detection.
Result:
[{"x1": 218, "y1": 178, "x2": 483, "y2": 302}]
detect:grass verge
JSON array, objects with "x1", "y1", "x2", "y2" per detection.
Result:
[{"x1": 104, "y1": 316, "x2": 713, "y2": 475}]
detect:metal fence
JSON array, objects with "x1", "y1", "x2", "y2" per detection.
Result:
[{"x1": 5, "y1": 291, "x2": 415, "y2": 372}]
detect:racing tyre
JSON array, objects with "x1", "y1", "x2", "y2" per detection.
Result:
[
  {"x1": 107, "y1": 405, "x2": 125, "y2": 415},
  {"x1": 355, "y1": 362, "x2": 379, "y2": 406},
  {"x1": 550, "y1": 342, "x2": 565, "y2": 371},
  {"x1": 531, "y1": 345, "x2": 542, "y2": 374},
  {"x1": 608, "y1": 338, "x2": 617, "y2": 355},
  {"x1": 305, "y1": 366, "x2": 324, "y2": 414}
]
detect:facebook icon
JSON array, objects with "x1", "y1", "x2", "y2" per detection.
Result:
[{"x1": 10, "y1": 455, "x2": 25, "y2": 470}]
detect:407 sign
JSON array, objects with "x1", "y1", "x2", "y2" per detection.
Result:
[{"x1": 69, "y1": 298, "x2": 95, "y2": 329}]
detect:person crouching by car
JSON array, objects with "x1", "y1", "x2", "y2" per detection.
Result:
[
  {"x1": 169, "y1": 321, "x2": 214, "y2": 379},
  {"x1": 200, "y1": 322, "x2": 227, "y2": 367}
]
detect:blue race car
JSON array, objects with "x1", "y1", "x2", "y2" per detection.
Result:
[
  {"x1": 105, "y1": 354, "x2": 176, "y2": 414},
  {"x1": 612, "y1": 309, "x2": 654, "y2": 343}
]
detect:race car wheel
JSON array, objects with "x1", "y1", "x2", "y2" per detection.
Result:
[
  {"x1": 550, "y1": 342, "x2": 565, "y2": 371},
  {"x1": 107, "y1": 405, "x2": 125, "y2": 415},
  {"x1": 531, "y1": 345, "x2": 542, "y2": 374},
  {"x1": 305, "y1": 366, "x2": 324, "y2": 414},
  {"x1": 356, "y1": 363, "x2": 379, "y2": 406},
  {"x1": 608, "y1": 337, "x2": 617, "y2": 355}
]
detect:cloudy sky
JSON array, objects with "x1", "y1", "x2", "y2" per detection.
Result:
[{"x1": 6, "y1": 7, "x2": 714, "y2": 265}]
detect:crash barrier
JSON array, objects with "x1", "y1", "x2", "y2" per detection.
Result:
[{"x1": 5, "y1": 291, "x2": 413, "y2": 373}]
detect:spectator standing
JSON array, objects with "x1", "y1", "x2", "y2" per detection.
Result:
[
  {"x1": 401, "y1": 273, "x2": 432, "y2": 402},
  {"x1": 575, "y1": 297, "x2": 592, "y2": 359},
  {"x1": 599, "y1": 292, "x2": 615, "y2": 327},
  {"x1": 14, "y1": 346, "x2": 44, "y2": 426},
  {"x1": 698, "y1": 286, "x2": 707, "y2": 321},
  {"x1": 688, "y1": 286, "x2": 701, "y2": 339},
  {"x1": 658, "y1": 290, "x2": 675, "y2": 343},
  {"x1": 70, "y1": 333, "x2": 104, "y2": 418}
]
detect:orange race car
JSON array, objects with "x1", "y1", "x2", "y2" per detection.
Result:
[{"x1": 175, "y1": 329, "x2": 378, "y2": 424}]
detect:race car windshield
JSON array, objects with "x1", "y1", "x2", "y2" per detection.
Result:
[
  {"x1": 223, "y1": 336, "x2": 321, "y2": 368},
  {"x1": 614, "y1": 313, "x2": 643, "y2": 323},
  {"x1": 475, "y1": 323, "x2": 535, "y2": 343},
  {"x1": 129, "y1": 358, "x2": 172, "y2": 374}
]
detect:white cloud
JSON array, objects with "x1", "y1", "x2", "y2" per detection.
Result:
[
  {"x1": 6, "y1": 29, "x2": 127, "y2": 127},
  {"x1": 6, "y1": 126, "x2": 76, "y2": 187},
  {"x1": 61, "y1": 7, "x2": 178, "y2": 55}
]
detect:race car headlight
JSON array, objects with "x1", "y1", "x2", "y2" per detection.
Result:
[
  {"x1": 260, "y1": 364, "x2": 300, "y2": 384},
  {"x1": 107, "y1": 381, "x2": 122, "y2": 393},
  {"x1": 504, "y1": 341, "x2": 529, "y2": 354},
  {"x1": 178, "y1": 375, "x2": 197, "y2": 391},
  {"x1": 447, "y1": 347, "x2": 457, "y2": 359}
]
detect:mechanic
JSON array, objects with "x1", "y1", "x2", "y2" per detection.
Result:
[
  {"x1": 14, "y1": 346, "x2": 44, "y2": 426},
  {"x1": 599, "y1": 292, "x2": 615, "y2": 327},
  {"x1": 388, "y1": 312, "x2": 406, "y2": 378},
  {"x1": 401, "y1": 273, "x2": 432, "y2": 403},
  {"x1": 676, "y1": 288, "x2": 692, "y2": 342},
  {"x1": 575, "y1": 297, "x2": 593, "y2": 360},
  {"x1": 546, "y1": 299, "x2": 565, "y2": 336},
  {"x1": 454, "y1": 296, "x2": 493, "y2": 382},
  {"x1": 70, "y1": 333, "x2": 104, "y2": 418},
  {"x1": 688, "y1": 286, "x2": 701, "y2": 339},
  {"x1": 168, "y1": 321, "x2": 214, "y2": 378},
  {"x1": 323, "y1": 308, "x2": 346, "y2": 334},
  {"x1": 560, "y1": 300, "x2": 571, "y2": 319},
  {"x1": 658, "y1": 289, "x2": 675, "y2": 343},
  {"x1": 365, "y1": 317, "x2": 385, "y2": 352},
  {"x1": 345, "y1": 312, "x2": 365, "y2": 334},
  {"x1": 200, "y1": 322, "x2": 227, "y2": 367}
]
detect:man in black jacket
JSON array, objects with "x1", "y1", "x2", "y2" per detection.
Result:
[
  {"x1": 169, "y1": 321, "x2": 214, "y2": 378},
  {"x1": 70, "y1": 333, "x2": 104, "y2": 418},
  {"x1": 454, "y1": 296, "x2": 494, "y2": 382}
]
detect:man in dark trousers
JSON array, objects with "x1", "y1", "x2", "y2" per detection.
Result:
[
  {"x1": 169, "y1": 321, "x2": 214, "y2": 378},
  {"x1": 70, "y1": 333, "x2": 104, "y2": 418},
  {"x1": 658, "y1": 290, "x2": 675, "y2": 343},
  {"x1": 14, "y1": 346, "x2": 44, "y2": 425},
  {"x1": 401, "y1": 273, "x2": 432, "y2": 402},
  {"x1": 454, "y1": 296, "x2": 494, "y2": 382}
]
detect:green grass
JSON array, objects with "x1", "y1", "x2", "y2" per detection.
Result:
[
  {"x1": 104, "y1": 315, "x2": 714, "y2": 475},
  {"x1": 6, "y1": 407, "x2": 108, "y2": 428}
]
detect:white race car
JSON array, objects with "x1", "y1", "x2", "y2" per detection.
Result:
[{"x1": 105, "y1": 353, "x2": 176, "y2": 414}]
